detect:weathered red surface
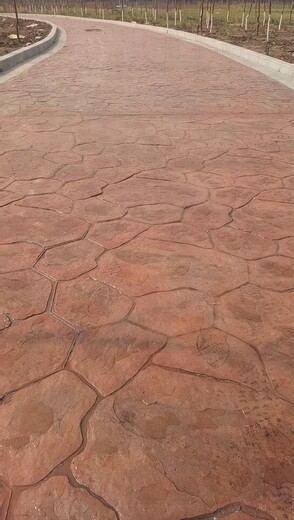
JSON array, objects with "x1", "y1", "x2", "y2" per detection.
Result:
[{"x1": 0, "y1": 16, "x2": 293, "y2": 520}]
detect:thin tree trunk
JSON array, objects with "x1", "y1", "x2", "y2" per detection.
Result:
[
  {"x1": 245, "y1": 1, "x2": 253, "y2": 30},
  {"x1": 199, "y1": 0, "x2": 204, "y2": 33},
  {"x1": 241, "y1": 0, "x2": 247, "y2": 27},
  {"x1": 266, "y1": 0, "x2": 271, "y2": 43},
  {"x1": 210, "y1": 0, "x2": 215, "y2": 32},
  {"x1": 121, "y1": 0, "x2": 124, "y2": 21},
  {"x1": 226, "y1": 0, "x2": 230, "y2": 21},
  {"x1": 290, "y1": 0, "x2": 293, "y2": 24},
  {"x1": 13, "y1": 0, "x2": 21, "y2": 43},
  {"x1": 256, "y1": 0, "x2": 260, "y2": 33},
  {"x1": 278, "y1": 0, "x2": 286, "y2": 29},
  {"x1": 263, "y1": 0, "x2": 266, "y2": 25},
  {"x1": 166, "y1": 0, "x2": 169, "y2": 29}
]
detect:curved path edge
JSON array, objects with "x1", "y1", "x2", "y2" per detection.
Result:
[
  {"x1": 0, "y1": 18, "x2": 66, "y2": 84},
  {"x1": 10, "y1": 13, "x2": 294, "y2": 90}
]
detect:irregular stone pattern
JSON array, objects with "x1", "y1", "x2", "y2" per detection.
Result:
[
  {"x1": 71, "y1": 367, "x2": 293, "y2": 520},
  {"x1": 0, "y1": 371, "x2": 96, "y2": 486},
  {"x1": 0, "y1": 15, "x2": 293, "y2": 520},
  {"x1": 7, "y1": 476, "x2": 116, "y2": 520}
]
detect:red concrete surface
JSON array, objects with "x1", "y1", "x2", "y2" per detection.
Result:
[{"x1": 0, "y1": 16, "x2": 293, "y2": 520}]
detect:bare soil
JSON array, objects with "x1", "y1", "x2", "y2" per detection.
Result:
[
  {"x1": 0, "y1": 16, "x2": 51, "y2": 56},
  {"x1": 180, "y1": 20, "x2": 294, "y2": 64}
]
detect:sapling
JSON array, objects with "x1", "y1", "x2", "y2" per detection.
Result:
[
  {"x1": 278, "y1": 0, "x2": 286, "y2": 29},
  {"x1": 13, "y1": 0, "x2": 21, "y2": 43}
]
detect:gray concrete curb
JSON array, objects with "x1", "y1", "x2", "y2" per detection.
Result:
[{"x1": 0, "y1": 19, "x2": 59, "y2": 73}]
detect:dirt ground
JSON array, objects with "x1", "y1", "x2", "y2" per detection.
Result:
[
  {"x1": 197, "y1": 21, "x2": 294, "y2": 64},
  {"x1": 0, "y1": 16, "x2": 51, "y2": 56}
]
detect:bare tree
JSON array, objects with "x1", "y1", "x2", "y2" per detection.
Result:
[
  {"x1": 13, "y1": 0, "x2": 21, "y2": 43},
  {"x1": 256, "y1": 0, "x2": 261, "y2": 33},
  {"x1": 210, "y1": 0, "x2": 215, "y2": 31},
  {"x1": 245, "y1": 0, "x2": 253, "y2": 30},
  {"x1": 226, "y1": 0, "x2": 230, "y2": 21},
  {"x1": 278, "y1": 0, "x2": 286, "y2": 29},
  {"x1": 241, "y1": 0, "x2": 247, "y2": 26},
  {"x1": 199, "y1": 0, "x2": 204, "y2": 33},
  {"x1": 266, "y1": 0, "x2": 271, "y2": 45}
]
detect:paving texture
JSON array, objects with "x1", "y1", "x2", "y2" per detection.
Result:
[{"x1": 0, "y1": 16, "x2": 293, "y2": 520}]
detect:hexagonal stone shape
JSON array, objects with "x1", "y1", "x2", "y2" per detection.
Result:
[
  {"x1": 153, "y1": 328, "x2": 268, "y2": 391},
  {"x1": 37, "y1": 240, "x2": 104, "y2": 280},
  {"x1": 233, "y1": 200, "x2": 294, "y2": 239},
  {"x1": 7, "y1": 476, "x2": 116, "y2": 520},
  {"x1": 88, "y1": 219, "x2": 148, "y2": 249},
  {"x1": 0, "y1": 370, "x2": 96, "y2": 486},
  {"x1": 71, "y1": 366, "x2": 293, "y2": 520},
  {"x1": 210, "y1": 187, "x2": 258, "y2": 208},
  {"x1": 249, "y1": 256, "x2": 294, "y2": 291},
  {"x1": 211, "y1": 226, "x2": 277, "y2": 260},
  {"x1": 127, "y1": 204, "x2": 182, "y2": 224},
  {"x1": 0, "y1": 481, "x2": 11, "y2": 520},
  {"x1": 0, "y1": 150, "x2": 58, "y2": 180},
  {"x1": 0, "y1": 243, "x2": 43, "y2": 273},
  {"x1": 279, "y1": 237, "x2": 294, "y2": 258},
  {"x1": 0, "y1": 314, "x2": 75, "y2": 397},
  {"x1": 104, "y1": 177, "x2": 208, "y2": 207},
  {"x1": 73, "y1": 197, "x2": 126, "y2": 223},
  {"x1": 184, "y1": 202, "x2": 231, "y2": 229},
  {"x1": 215, "y1": 284, "x2": 294, "y2": 400},
  {"x1": 9, "y1": 178, "x2": 61, "y2": 196},
  {"x1": 17, "y1": 193, "x2": 73, "y2": 214},
  {"x1": 70, "y1": 322, "x2": 166, "y2": 396},
  {"x1": 60, "y1": 178, "x2": 106, "y2": 200},
  {"x1": 0, "y1": 206, "x2": 88, "y2": 247},
  {"x1": 130, "y1": 289, "x2": 214, "y2": 336},
  {"x1": 142, "y1": 222, "x2": 212, "y2": 248},
  {"x1": 91, "y1": 237, "x2": 247, "y2": 297},
  {"x1": 0, "y1": 269, "x2": 52, "y2": 320},
  {"x1": 54, "y1": 274, "x2": 132, "y2": 329}
]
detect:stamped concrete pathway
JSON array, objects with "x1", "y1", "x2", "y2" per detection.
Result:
[{"x1": 0, "y1": 16, "x2": 294, "y2": 520}]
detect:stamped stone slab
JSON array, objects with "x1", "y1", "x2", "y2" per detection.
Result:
[
  {"x1": 71, "y1": 366, "x2": 293, "y2": 520},
  {"x1": 17, "y1": 193, "x2": 73, "y2": 213},
  {"x1": 37, "y1": 240, "x2": 104, "y2": 280},
  {"x1": 88, "y1": 219, "x2": 148, "y2": 249},
  {"x1": 279, "y1": 237, "x2": 294, "y2": 258},
  {"x1": 233, "y1": 199, "x2": 294, "y2": 239},
  {"x1": 153, "y1": 328, "x2": 269, "y2": 391},
  {"x1": 0, "y1": 370, "x2": 96, "y2": 486},
  {"x1": 0, "y1": 269, "x2": 52, "y2": 320},
  {"x1": 60, "y1": 178, "x2": 106, "y2": 200},
  {"x1": 70, "y1": 321, "x2": 166, "y2": 395},
  {"x1": 73, "y1": 197, "x2": 126, "y2": 222},
  {"x1": 249, "y1": 255, "x2": 294, "y2": 291},
  {"x1": 127, "y1": 204, "x2": 182, "y2": 224},
  {"x1": 0, "y1": 242, "x2": 43, "y2": 273},
  {"x1": 142, "y1": 222, "x2": 212, "y2": 248},
  {"x1": 0, "y1": 314, "x2": 75, "y2": 396},
  {"x1": 216, "y1": 284, "x2": 294, "y2": 400},
  {"x1": 184, "y1": 201, "x2": 231, "y2": 230},
  {"x1": 9, "y1": 178, "x2": 61, "y2": 196},
  {"x1": 0, "y1": 481, "x2": 11, "y2": 520},
  {"x1": 130, "y1": 289, "x2": 214, "y2": 336},
  {"x1": 92, "y1": 237, "x2": 248, "y2": 297},
  {"x1": 0, "y1": 206, "x2": 89, "y2": 246},
  {"x1": 211, "y1": 226, "x2": 277, "y2": 259},
  {"x1": 7, "y1": 476, "x2": 116, "y2": 520},
  {"x1": 54, "y1": 274, "x2": 132, "y2": 329},
  {"x1": 0, "y1": 150, "x2": 58, "y2": 180},
  {"x1": 104, "y1": 178, "x2": 208, "y2": 207}
]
